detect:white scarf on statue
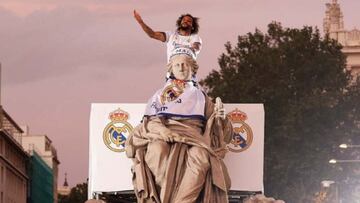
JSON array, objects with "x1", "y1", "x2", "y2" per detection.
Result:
[{"x1": 144, "y1": 79, "x2": 206, "y2": 120}]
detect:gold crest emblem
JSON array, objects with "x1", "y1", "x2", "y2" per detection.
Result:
[
  {"x1": 103, "y1": 108, "x2": 133, "y2": 153},
  {"x1": 160, "y1": 80, "x2": 186, "y2": 104},
  {"x1": 227, "y1": 108, "x2": 253, "y2": 153}
]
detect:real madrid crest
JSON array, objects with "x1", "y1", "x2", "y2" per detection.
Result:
[
  {"x1": 227, "y1": 108, "x2": 253, "y2": 153},
  {"x1": 103, "y1": 108, "x2": 133, "y2": 153},
  {"x1": 160, "y1": 79, "x2": 186, "y2": 105}
]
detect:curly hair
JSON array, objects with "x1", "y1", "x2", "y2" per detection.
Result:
[{"x1": 176, "y1": 14, "x2": 199, "y2": 34}]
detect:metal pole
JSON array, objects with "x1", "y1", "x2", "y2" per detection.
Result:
[
  {"x1": 337, "y1": 159, "x2": 360, "y2": 163},
  {"x1": 338, "y1": 183, "x2": 342, "y2": 203},
  {"x1": 335, "y1": 183, "x2": 339, "y2": 203}
]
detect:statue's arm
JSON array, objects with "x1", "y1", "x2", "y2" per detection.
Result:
[{"x1": 133, "y1": 10, "x2": 166, "y2": 42}]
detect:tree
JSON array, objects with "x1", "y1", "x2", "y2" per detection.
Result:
[
  {"x1": 331, "y1": 79, "x2": 360, "y2": 203},
  {"x1": 59, "y1": 182, "x2": 88, "y2": 203},
  {"x1": 201, "y1": 22, "x2": 360, "y2": 202}
]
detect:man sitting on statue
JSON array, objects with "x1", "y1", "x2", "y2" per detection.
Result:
[
  {"x1": 125, "y1": 49, "x2": 233, "y2": 203},
  {"x1": 134, "y1": 10, "x2": 202, "y2": 63}
]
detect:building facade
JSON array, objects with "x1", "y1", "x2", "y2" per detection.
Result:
[
  {"x1": 28, "y1": 150, "x2": 53, "y2": 203},
  {"x1": 324, "y1": 0, "x2": 360, "y2": 77},
  {"x1": 21, "y1": 131, "x2": 60, "y2": 203},
  {"x1": 0, "y1": 106, "x2": 29, "y2": 203}
]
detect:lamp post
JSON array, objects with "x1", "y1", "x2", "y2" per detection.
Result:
[
  {"x1": 339, "y1": 144, "x2": 360, "y2": 149},
  {"x1": 329, "y1": 159, "x2": 360, "y2": 164},
  {"x1": 329, "y1": 158, "x2": 360, "y2": 203},
  {"x1": 330, "y1": 143, "x2": 360, "y2": 203}
]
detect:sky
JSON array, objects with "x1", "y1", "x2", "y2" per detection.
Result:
[{"x1": 0, "y1": 0, "x2": 359, "y2": 187}]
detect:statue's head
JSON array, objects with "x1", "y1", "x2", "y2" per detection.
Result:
[{"x1": 167, "y1": 54, "x2": 199, "y2": 81}]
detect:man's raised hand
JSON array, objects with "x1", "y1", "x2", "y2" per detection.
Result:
[{"x1": 133, "y1": 10, "x2": 143, "y2": 23}]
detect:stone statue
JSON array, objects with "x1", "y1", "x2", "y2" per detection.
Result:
[
  {"x1": 243, "y1": 194, "x2": 285, "y2": 203},
  {"x1": 125, "y1": 53, "x2": 233, "y2": 203}
]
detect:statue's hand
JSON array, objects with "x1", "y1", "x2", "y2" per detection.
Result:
[
  {"x1": 215, "y1": 97, "x2": 225, "y2": 120},
  {"x1": 133, "y1": 10, "x2": 143, "y2": 23}
]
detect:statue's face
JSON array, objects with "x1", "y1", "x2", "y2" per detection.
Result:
[{"x1": 171, "y1": 55, "x2": 192, "y2": 80}]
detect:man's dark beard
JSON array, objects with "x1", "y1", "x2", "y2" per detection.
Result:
[{"x1": 179, "y1": 24, "x2": 192, "y2": 32}]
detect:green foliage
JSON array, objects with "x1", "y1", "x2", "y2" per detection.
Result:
[
  {"x1": 59, "y1": 182, "x2": 88, "y2": 203},
  {"x1": 201, "y1": 22, "x2": 360, "y2": 202}
]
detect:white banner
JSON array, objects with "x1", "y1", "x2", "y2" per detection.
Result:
[
  {"x1": 88, "y1": 103, "x2": 264, "y2": 198},
  {"x1": 88, "y1": 103, "x2": 145, "y2": 197},
  {"x1": 223, "y1": 104, "x2": 264, "y2": 192}
]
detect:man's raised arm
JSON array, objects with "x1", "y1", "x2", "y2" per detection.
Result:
[{"x1": 133, "y1": 10, "x2": 166, "y2": 42}]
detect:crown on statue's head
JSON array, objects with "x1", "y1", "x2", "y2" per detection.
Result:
[
  {"x1": 109, "y1": 108, "x2": 129, "y2": 122},
  {"x1": 169, "y1": 47, "x2": 196, "y2": 60},
  {"x1": 227, "y1": 108, "x2": 247, "y2": 122}
]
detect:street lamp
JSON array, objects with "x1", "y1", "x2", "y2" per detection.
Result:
[
  {"x1": 329, "y1": 159, "x2": 360, "y2": 164},
  {"x1": 339, "y1": 144, "x2": 360, "y2": 149},
  {"x1": 321, "y1": 180, "x2": 335, "y2": 187},
  {"x1": 330, "y1": 144, "x2": 360, "y2": 203}
]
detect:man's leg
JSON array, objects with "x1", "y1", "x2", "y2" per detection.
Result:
[
  {"x1": 173, "y1": 146, "x2": 210, "y2": 203},
  {"x1": 144, "y1": 140, "x2": 170, "y2": 187}
]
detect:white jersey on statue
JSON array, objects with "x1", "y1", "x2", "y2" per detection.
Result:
[
  {"x1": 165, "y1": 31, "x2": 202, "y2": 62},
  {"x1": 144, "y1": 79, "x2": 206, "y2": 120}
]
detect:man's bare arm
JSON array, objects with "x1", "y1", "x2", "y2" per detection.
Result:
[{"x1": 134, "y1": 10, "x2": 166, "y2": 42}]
